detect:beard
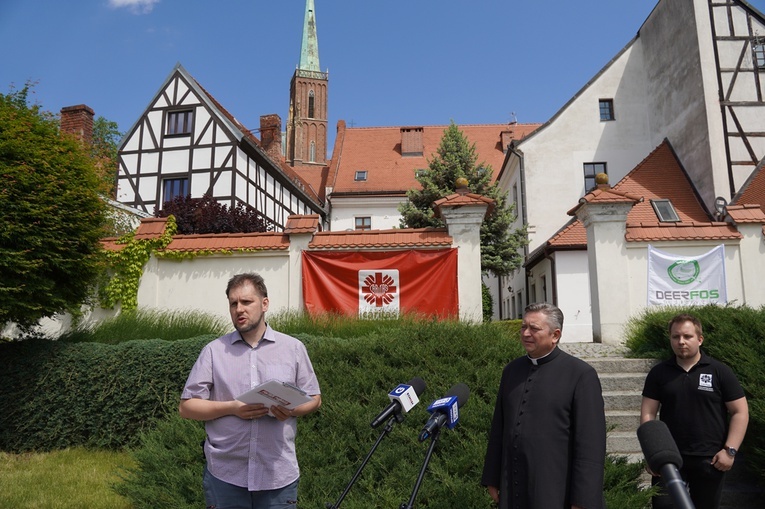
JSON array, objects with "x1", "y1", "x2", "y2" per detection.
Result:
[{"x1": 235, "y1": 313, "x2": 264, "y2": 334}]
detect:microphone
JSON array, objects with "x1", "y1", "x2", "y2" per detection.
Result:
[
  {"x1": 636, "y1": 420, "x2": 695, "y2": 509},
  {"x1": 418, "y1": 383, "x2": 469, "y2": 442},
  {"x1": 370, "y1": 377, "x2": 426, "y2": 428}
]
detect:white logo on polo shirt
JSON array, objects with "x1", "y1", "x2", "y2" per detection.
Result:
[{"x1": 698, "y1": 373, "x2": 713, "y2": 392}]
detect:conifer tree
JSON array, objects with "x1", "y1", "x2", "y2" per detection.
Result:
[{"x1": 398, "y1": 121, "x2": 527, "y2": 277}]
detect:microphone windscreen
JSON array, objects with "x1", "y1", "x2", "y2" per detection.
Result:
[
  {"x1": 637, "y1": 420, "x2": 683, "y2": 472},
  {"x1": 446, "y1": 382, "x2": 470, "y2": 408},
  {"x1": 408, "y1": 377, "x2": 426, "y2": 397}
]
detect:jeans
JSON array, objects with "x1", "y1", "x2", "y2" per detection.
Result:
[
  {"x1": 652, "y1": 455, "x2": 726, "y2": 509},
  {"x1": 203, "y1": 465, "x2": 299, "y2": 509}
]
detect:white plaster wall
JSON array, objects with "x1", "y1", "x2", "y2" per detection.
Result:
[
  {"x1": 640, "y1": 0, "x2": 718, "y2": 206},
  {"x1": 516, "y1": 40, "x2": 653, "y2": 252},
  {"x1": 329, "y1": 196, "x2": 405, "y2": 231},
  {"x1": 136, "y1": 253, "x2": 292, "y2": 325}
]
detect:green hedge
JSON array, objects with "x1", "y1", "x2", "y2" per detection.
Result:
[
  {"x1": 0, "y1": 335, "x2": 216, "y2": 451},
  {"x1": 625, "y1": 304, "x2": 765, "y2": 485}
]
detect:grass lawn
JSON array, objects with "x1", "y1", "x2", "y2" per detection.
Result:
[{"x1": 0, "y1": 448, "x2": 134, "y2": 509}]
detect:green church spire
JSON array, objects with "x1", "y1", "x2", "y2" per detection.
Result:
[{"x1": 299, "y1": 0, "x2": 320, "y2": 72}]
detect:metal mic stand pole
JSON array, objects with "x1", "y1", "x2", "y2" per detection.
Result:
[
  {"x1": 326, "y1": 414, "x2": 399, "y2": 509},
  {"x1": 399, "y1": 427, "x2": 442, "y2": 509}
]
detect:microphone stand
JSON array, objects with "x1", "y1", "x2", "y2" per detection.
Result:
[
  {"x1": 326, "y1": 414, "x2": 400, "y2": 509},
  {"x1": 399, "y1": 427, "x2": 442, "y2": 509}
]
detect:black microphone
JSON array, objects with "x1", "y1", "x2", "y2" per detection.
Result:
[
  {"x1": 637, "y1": 420, "x2": 695, "y2": 509},
  {"x1": 418, "y1": 383, "x2": 469, "y2": 442},
  {"x1": 370, "y1": 377, "x2": 427, "y2": 428}
]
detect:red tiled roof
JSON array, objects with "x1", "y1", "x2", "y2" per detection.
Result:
[
  {"x1": 725, "y1": 204, "x2": 765, "y2": 223},
  {"x1": 546, "y1": 140, "x2": 742, "y2": 255},
  {"x1": 101, "y1": 217, "x2": 452, "y2": 253},
  {"x1": 434, "y1": 192, "x2": 496, "y2": 217},
  {"x1": 624, "y1": 223, "x2": 739, "y2": 241},
  {"x1": 309, "y1": 228, "x2": 452, "y2": 249},
  {"x1": 164, "y1": 232, "x2": 289, "y2": 252},
  {"x1": 284, "y1": 214, "x2": 321, "y2": 234},
  {"x1": 135, "y1": 217, "x2": 169, "y2": 239},
  {"x1": 329, "y1": 123, "x2": 540, "y2": 196},
  {"x1": 548, "y1": 219, "x2": 588, "y2": 248},
  {"x1": 733, "y1": 161, "x2": 765, "y2": 213}
]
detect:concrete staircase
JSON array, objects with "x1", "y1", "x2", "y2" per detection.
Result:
[
  {"x1": 560, "y1": 343, "x2": 652, "y2": 461},
  {"x1": 561, "y1": 342, "x2": 764, "y2": 508}
]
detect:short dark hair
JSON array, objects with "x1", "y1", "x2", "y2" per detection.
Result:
[
  {"x1": 668, "y1": 313, "x2": 702, "y2": 337},
  {"x1": 226, "y1": 273, "x2": 268, "y2": 299},
  {"x1": 524, "y1": 302, "x2": 564, "y2": 332}
]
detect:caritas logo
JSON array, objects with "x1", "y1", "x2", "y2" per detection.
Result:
[{"x1": 358, "y1": 270, "x2": 399, "y2": 315}]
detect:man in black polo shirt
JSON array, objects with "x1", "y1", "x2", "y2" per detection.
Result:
[{"x1": 640, "y1": 313, "x2": 748, "y2": 509}]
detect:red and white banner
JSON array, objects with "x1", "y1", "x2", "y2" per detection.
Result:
[{"x1": 302, "y1": 249, "x2": 458, "y2": 318}]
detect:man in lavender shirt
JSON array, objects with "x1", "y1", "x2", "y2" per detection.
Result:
[{"x1": 180, "y1": 273, "x2": 321, "y2": 509}]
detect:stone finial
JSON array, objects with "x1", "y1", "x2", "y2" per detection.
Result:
[
  {"x1": 455, "y1": 177, "x2": 469, "y2": 195},
  {"x1": 595, "y1": 172, "x2": 609, "y2": 186}
]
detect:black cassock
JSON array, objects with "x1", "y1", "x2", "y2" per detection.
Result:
[{"x1": 482, "y1": 347, "x2": 606, "y2": 509}]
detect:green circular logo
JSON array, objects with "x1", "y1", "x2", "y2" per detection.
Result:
[{"x1": 667, "y1": 260, "x2": 700, "y2": 285}]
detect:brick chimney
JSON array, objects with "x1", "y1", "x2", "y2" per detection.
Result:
[
  {"x1": 401, "y1": 127, "x2": 424, "y2": 156},
  {"x1": 260, "y1": 114, "x2": 283, "y2": 160},
  {"x1": 60, "y1": 105, "x2": 95, "y2": 144}
]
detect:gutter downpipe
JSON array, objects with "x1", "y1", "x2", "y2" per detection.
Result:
[{"x1": 509, "y1": 143, "x2": 531, "y2": 309}]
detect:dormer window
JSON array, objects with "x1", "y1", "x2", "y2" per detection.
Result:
[
  {"x1": 354, "y1": 171, "x2": 368, "y2": 181},
  {"x1": 651, "y1": 199, "x2": 681, "y2": 222}
]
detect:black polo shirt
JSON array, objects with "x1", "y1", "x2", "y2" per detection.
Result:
[{"x1": 642, "y1": 351, "x2": 745, "y2": 456}]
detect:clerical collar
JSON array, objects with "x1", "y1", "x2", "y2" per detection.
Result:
[{"x1": 527, "y1": 346, "x2": 560, "y2": 365}]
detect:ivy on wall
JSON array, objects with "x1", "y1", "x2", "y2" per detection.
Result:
[
  {"x1": 99, "y1": 216, "x2": 177, "y2": 310},
  {"x1": 99, "y1": 215, "x2": 266, "y2": 309}
]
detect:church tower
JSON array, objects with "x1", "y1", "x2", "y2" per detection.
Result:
[{"x1": 287, "y1": 0, "x2": 328, "y2": 166}]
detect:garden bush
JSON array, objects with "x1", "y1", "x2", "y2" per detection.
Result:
[
  {"x1": 112, "y1": 314, "x2": 652, "y2": 508},
  {"x1": 625, "y1": 304, "x2": 765, "y2": 485}
]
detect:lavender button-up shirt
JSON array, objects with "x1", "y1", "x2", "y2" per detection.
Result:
[{"x1": 181, "y1": 325, "x2": 320, "y2": 491}]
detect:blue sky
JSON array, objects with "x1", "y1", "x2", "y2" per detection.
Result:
[{"x1": 3, "y1": 0, "x2": 765, "y2": 151}]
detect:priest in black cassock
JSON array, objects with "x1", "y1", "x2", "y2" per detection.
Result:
[{"x1": 482, "y1": 303, "x2": 606, "y2": 509}]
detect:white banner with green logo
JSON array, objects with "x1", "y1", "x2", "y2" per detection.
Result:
[{"x1": 647, "y1": 244, "x2": 727, "y2": 306}]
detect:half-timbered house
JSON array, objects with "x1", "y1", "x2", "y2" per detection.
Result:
[{"x1": 115, "y1": 62, "x2": 326, "y2": 231}]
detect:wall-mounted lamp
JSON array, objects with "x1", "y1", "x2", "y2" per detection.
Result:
[{"x1": 714, "y1": 196, "x2": 728, "y2": 221}]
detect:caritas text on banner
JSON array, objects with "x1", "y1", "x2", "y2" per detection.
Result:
[
  {"x1": 647, "y1": 244, "x2": 727, "y2": 306},
  {"x1": 302, "y1": 249, "x2": 458, "y2": 318}
]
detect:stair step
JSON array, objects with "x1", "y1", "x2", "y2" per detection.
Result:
[
  {"x1": 603, "y1": 391, "x2": 643, "y2": 410},
  {"x1": 584, "y1": 357, "x2": 658, "y2": 373},
  {"x1": 606, "y1": 410, "x2": 641, "y2": 431},
  {"x1": 598, "y1": 372, "x2": 646, "y2": 392},
  {"x1": 607, "y1": 431, "x2": 642, "y2": 455}
]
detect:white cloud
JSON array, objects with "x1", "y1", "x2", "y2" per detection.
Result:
[{"x1": 108, "y1": 0, "x2": 160, "y2": 14}]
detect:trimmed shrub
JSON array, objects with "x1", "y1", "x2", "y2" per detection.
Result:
[
  {"x1": 625, "y1": 304, "x2": 765, "y2": 485},
  {"x1": 0, "y1": 334, "x2": 216, "y2": 451}
]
